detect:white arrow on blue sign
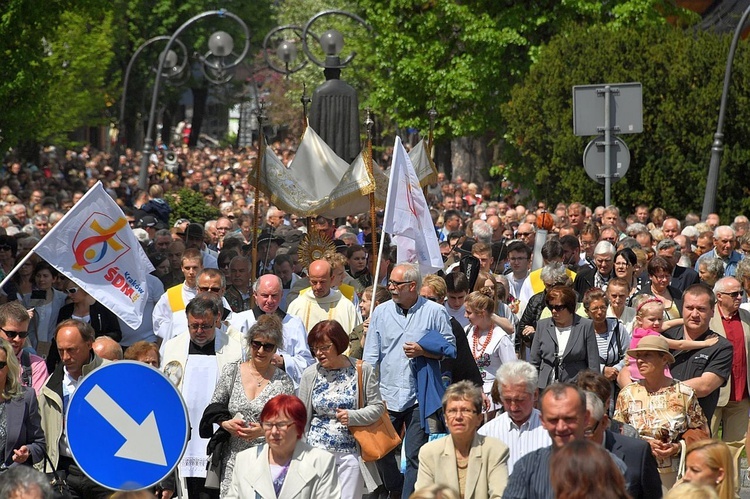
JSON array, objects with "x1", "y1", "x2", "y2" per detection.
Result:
[{"x1": 66, "y1": 361, "x2": 189, "y2": 491}]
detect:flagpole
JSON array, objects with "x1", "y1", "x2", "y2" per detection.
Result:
[
  {"x1": 0, "y1": 181, "x2": 106, "y2": 290},
  {"x1": 250, "y1": 103, "x2": 266, "y2": 297},
  {"x1": 369, "y1": 136, "x2": 401, "y2": 319},
  {"x1": 364, "y1": 109, "x2": 378, "y2": 278}
]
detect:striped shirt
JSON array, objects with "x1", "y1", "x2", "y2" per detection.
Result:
[{"x1": 478, "y1": 409, "x2": 551, "y2": 474}]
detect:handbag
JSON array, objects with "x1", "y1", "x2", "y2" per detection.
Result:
[
  {"x1": 349, "y1": 360, "x2": 402, "y2": 462},
  {"x1": 205, "y1": 362, "x2": 239, "y2": 489},
  {"x1": 42, "y1": 450, "x2": 73, "y2": 499}
]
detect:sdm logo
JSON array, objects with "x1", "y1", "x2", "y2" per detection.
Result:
[{"x1": 72, "y1": 214, "x2": 131, "y2": 273}]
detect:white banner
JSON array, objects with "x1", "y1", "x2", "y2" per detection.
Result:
[
  {"x1": 34, "y1": 182, "x2": 154, "y2": 329},
  {"x1": 383, "y1": 137, "x2": 443, "y2": 275}
]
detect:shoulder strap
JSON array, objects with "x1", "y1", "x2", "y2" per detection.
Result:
[
  {"x1": 356, "y1": 360, "x2": 364, "y2": 408},
  {"x1": 21, "y1": 350, "x2": 32, "y2": 388}
]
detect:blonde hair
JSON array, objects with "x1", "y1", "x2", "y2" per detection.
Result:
[
  {"x1": 633, "y1": 294, "x2": 664, "y2": 316},
  {"x1": 685, "y1": 439, "x2": 734, "y2": 499},
  {"x1": 410, "y1": 485, "x2": 460, "y2": 499},
  {"x1": 664, "y1": 482, "x2": 718, "y2": 499},
  {"x1": 0, "y1": 339, "x2": 21, "y2": 400}
]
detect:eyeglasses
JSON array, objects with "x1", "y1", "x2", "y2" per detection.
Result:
[
  {"x1": 584, "y1": 419, "x2": 601, "y2": 437},
  {"x1": 261, "y1": 421, "x2": 295, "y2": 431},
  {"x1": 198, "y1": 286, "x2": 223, "y2": 293},
  {"x1": 66, "y1": 287, "x2": 79, "y2": 295},
  {"x1": 251, "y1": 340, "x2": 277, "y2": 351},
  {"x1": 0, "y1": 327, "x2": 28, "y2": 340},
  {"x1": 312, "y1": 343, "x2": 333, "y2": 354},
  {"x1": 445, "y1": 408, "x2": 477, "y2": 418},
  {"x1": 188, "y1": 323, "x2": 214, "y2": 332},
  {"x1": 387, "y1": 279, "x2": 414, "y2": 288},
  {"x1": 586, "y1": 306, "x2": 607, "y2": 313},
  {"x1": 516, "y1": 232, "x2": 533, "y2": 237},
  {"x1": 720, "y1": 290, "x2": 742, "y2": 298},
  {"x1": 547, "y1": 304, "x2": 566, "y2": 312}
]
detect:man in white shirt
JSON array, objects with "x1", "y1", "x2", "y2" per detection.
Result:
[{"x1": 478, "y1": 360, "x2": 551, "y2": 473}]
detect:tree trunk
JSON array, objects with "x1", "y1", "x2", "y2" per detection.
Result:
[{"x1": 450, "y1": 136, "x2": 489, "y2": 184}]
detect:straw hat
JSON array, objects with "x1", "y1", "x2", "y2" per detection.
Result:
[{"x1": 626, "y1": 335, "x2": 675, "y2": 364}]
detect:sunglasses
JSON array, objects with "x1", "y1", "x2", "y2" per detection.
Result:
[
  {"x1": 250, "y1": 340, "x2": 276, "y2": 351},
  {"x1": 0, "y1": 361, "x2": 6, "y2": 370},
  {"x1": 547, "y1": 304, "x2": 567, "y2": 312},
  {"x1": 66, "y1": 287, "x2": 79, "y2": 294},
  {"x1": 198, "y1": 286, "x2": 222, "y2": 293},
  {"x1": 0, "y1": 327, "x2": 28, "y2": 340},
  {"x1": 720, "y1": 291, "x2": 742, "y2": 298}
]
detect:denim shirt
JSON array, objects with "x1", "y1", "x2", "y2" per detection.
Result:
[{"x1": 363, "y1": 297, "x2": 455, "y2": 412}]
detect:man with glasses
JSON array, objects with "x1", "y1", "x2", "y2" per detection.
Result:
[
  {"x1": 695, "y1": 225, "x2": 744, "y2": 277},
  {"x1": 214, "y1": 216, "x2": 234, "y2": 250},
  {"x1": 709, "y1": 276, "x2": 750, "y2": 487},
  {"x1": 161, "y1": 295, "x2": 242, "y2": 499},
  {"x1": 505, "y1": 241, "x2": 531, "y2": 303},
  {"x1": 573, "y1": 241, "x2": 616, "y2": 299},
  {"x1": 232, "y1": 274, "x2": 312, "y2": 390},
  {"x1": 0, "y1": 301, "x2": 47, "y2": 394},
  {"x1": 515, "y1": 223, "x2": 536, "y2": 252},
  {"x1": 363, "y1": 263, "x2": 456, "y2": 499},
  {"x1": 478, "y1": 361, "x2": 551, "y2": 474},
  {"x1": 583, "y1": 392, "x2": 661, "y2": 499},
  {"x1": 656, "y1": 239, "x2": 700, "y2": 293}
]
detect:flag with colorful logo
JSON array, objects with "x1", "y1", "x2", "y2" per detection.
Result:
[
  {"x1": 34, "y1": 182, "x2": 154, "y2": 329},
  {"x1": 383, "y1": 136, "x2": 444, "y2": 275}
]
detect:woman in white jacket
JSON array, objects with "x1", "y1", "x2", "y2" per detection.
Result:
[{"x1": 226, "y1": 394, "x2": 340, "y2": 499}]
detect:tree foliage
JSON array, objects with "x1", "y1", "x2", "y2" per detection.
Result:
[
  {"x1": 502, "y1": 23, "x2": 750, "y2": 219},
  {"x1": 166, "y1": 187, "x2": 220, "y2": 226}
]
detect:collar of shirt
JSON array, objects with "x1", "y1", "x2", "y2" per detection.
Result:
[{"x1": 189, "y1": 338, "x2": 217, "y2": 355}]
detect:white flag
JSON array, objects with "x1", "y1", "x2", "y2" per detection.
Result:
[
  {"x1": 383, "y1": 137, "x2": 443, "y2": 275},
  {"x1": 34, "y1": 182, "x2": 155, "y2": 329}
]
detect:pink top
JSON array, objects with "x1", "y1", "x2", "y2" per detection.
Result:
[{"x1": 627, "y1": 328, "x2": 672, "y2": 380}]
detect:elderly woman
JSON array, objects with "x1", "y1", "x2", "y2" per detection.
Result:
[
  {"x1": 582, "y1": 288, "x2": 630, "y2": 408},
  {"x1": 516, "y1": 262, "x2": 573, "y2": 359},
  {"x1": 614, "y1": 335, "x2": 709, "y2": 492},
  {"x1": 123, "y1": 340, "x2": 160, "y2": 368},
  {"x1": 226, "y1": 394, "x2": 340, "y2": 499},
  {"x1": 0, "y1": 338, "x2": 45, "y2": 469},
  {"x1": 531, "y1": 285, "x2": 599, "y2": 388},
  {"x1": 698, "y1": 257, "x2": 725, "y2": 288},
  {"x1": 682, "y1": 439, "x2": 735, "y2": 499},
  {"x1": 299, "y1": 320, "x2": 384, "y2": 498},
  {"x1": 200, "y1": 314, "x2": 294, "y2": 496},
  {"x1": 415, "y1": 381, "x2": 509, "y2": 498}
]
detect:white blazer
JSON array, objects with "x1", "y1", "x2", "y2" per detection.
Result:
[{"x1": 226, "y1": 441, "x2": 340, "y2": 499}]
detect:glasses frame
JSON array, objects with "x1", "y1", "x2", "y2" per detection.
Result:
[
  {"x1": 387, "y1": 279, "x2": 414, "y2": 288},
  {"x1": 251, "y1": 340, "x2": 277, "y2": 351},
  {"x1": 261, "y1": 420, "x2": 295, "y2": 431},
  {"x1": 0, "y1": 327, "x2": 28, "y2": 340}
]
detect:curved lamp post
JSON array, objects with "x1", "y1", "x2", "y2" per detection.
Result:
[
  {"x1": 119, "y1": 36, "x2": 188, "y2": 151},
  {"x1": 138, "y1": 9, "x2": 250, "y2": 190},
  {"x1": 701, "y1": 5, "x2": 750, "y2": 219},
  {"x1": 301, "y1": 10, "x2": 370, "y2": 69}
]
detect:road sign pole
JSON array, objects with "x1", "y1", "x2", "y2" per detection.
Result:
[{"x1": 604, "y1": 85, "x2": 612, "y2": 207}]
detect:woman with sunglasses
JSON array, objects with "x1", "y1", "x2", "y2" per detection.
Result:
[
  {"x1": 0, "y1": 338, "x2": 45, "y2": 471},
  {"x1": 531, "y1": 285, "x2": 599, "y2": 389},
  {"x1": 46, "y1": 281, "x2": 121, "y2": 373},
  {"x1": 299, "y1": 320, "x2": 385, "y2": 499},
  {"x1": 200, "y1": 314, "x2": 294, "y2": 496}
]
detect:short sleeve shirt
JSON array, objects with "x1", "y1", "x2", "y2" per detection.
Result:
[{"x1": 661, "y1": 325, "x2": 734, "y2": 421}]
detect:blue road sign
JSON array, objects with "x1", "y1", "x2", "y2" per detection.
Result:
[{"x1": 66, "y1": 361, "x2": 189, "y2": 491}]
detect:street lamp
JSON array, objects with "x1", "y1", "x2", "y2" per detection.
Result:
[
  {"x1": 118, "y1": 36, "x2": 188, "y2": 152},
  {"x1": 138, "y1": 9, "x2": 250, "y2": 190},
  {"x1": 701, "y1": 4, "x2": 750, "y2": 219}
]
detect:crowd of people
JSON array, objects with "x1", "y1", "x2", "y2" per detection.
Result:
[{"x1": 0, "y1": 144, "x2": 748, "y2": 499}]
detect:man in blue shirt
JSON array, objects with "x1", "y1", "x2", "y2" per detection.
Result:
[{"x1": 363, "y1": 262, "x2": 456, "y2": 499}]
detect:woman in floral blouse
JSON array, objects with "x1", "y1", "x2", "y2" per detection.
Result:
[
  {"x1": 299, "y1": 320, "x2": 384, "y2": 499},
  {"x1": 614, "y1": 335, "x2": 708, "y2": 493}
]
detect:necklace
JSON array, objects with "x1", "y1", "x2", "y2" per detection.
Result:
[
  {"x1": 471, "y1": 325, "x2": 494, "y2": 359},
  {"x1": 247, "y1": 363, "x2": 272, "y2": 387}
]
